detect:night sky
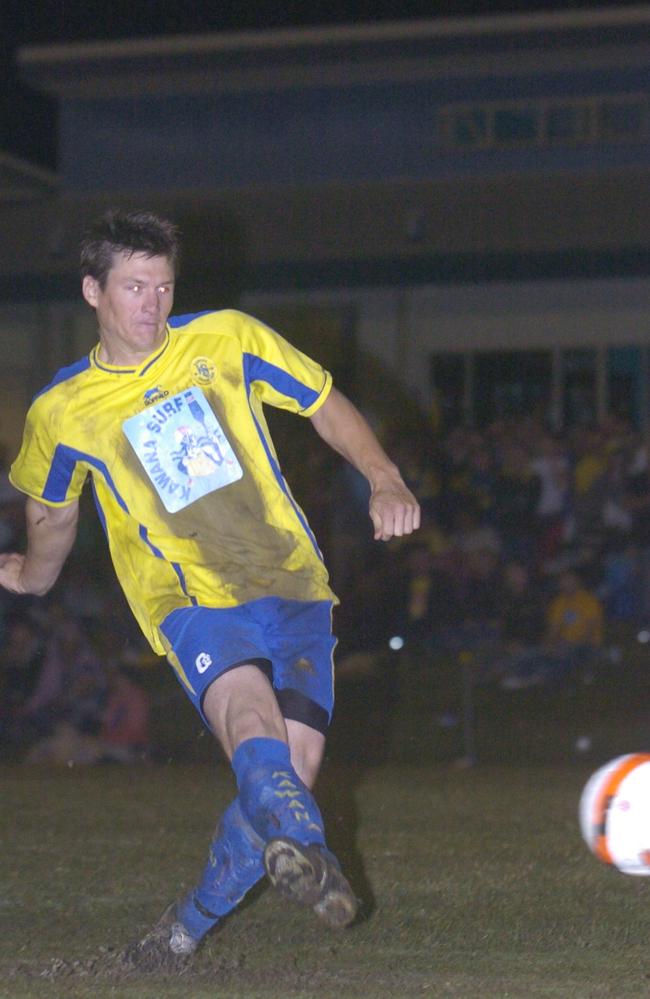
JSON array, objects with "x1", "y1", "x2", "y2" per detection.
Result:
[{"x1": 0, "y1": 0, "x2": 644, "y2": 169}]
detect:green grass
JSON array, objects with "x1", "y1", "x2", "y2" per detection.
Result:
[
  {"x1": 2, "y1": 639, "x2": 650, "y2": 998},
  {"x1": 1, "y1": 760, "x2": 650, "y2": 998}
]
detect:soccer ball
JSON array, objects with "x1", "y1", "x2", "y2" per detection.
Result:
[{"x1": 579, "y1": 753, "x2": 650, "y2": 875}]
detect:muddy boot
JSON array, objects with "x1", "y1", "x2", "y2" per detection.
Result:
[
  {"x1": 263, "y1": 837, "x2": 358, "y2": 928},
  {"x1": 117, "y1": 903, "x2": 198, "y2": 974}
]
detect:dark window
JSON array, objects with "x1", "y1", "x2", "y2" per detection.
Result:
[
  {"x1": 563, "y1": 349, "x2": 596, "y2": 427},
  {"x1": 474, "y1": 350, "x2": 552, "y2": 427},
  {"x1": 430, "y1": 353, "x2": 466, "y2": 428}
]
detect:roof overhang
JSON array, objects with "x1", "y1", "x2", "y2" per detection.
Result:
[{"x1": 17, "y1": 6, "x2": 650, "y2": 99}]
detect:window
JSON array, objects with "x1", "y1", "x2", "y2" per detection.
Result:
[
  {"x1": 562, "y1": 349, "x2": 597, "y2": 427},
  {"x1": 439, "y1": 94, "x2": 648, "y2": 151},
  {"x1": 430, "y1": 346, "x2": 650, "y2": 432},
  {"x1": 430, "y1": 353, "x2": 467, "y2": 428},
  {"x1": 473, "y1": 350, "x2": 552, "y2": 427}
]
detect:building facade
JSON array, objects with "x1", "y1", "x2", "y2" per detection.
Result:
[{"x1": 2, "y1": 7, "x2": 650, "y2": 451}]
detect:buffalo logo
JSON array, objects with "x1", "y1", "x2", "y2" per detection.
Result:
[
  {"x1": 143, "y1": 386, "x2": 169, "y2": 406},
  {"x1": 191, "y1": 357, "x2": 216, "y2": 386}
]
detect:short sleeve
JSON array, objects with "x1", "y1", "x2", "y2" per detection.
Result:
[
  {"x1": 236, "y1": 312, "x2": 333, "y2": 417},
  {"x1": 9, "y1": 400, "x2": 87, "y2": 507}
]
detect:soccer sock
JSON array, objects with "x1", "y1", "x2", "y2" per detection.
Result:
[
  {"x1": 231, "y1": 736, "x2": 326, "y2": 847},
  {"x1": 177, "y1": 797, "x2": 265, "y2": 940}
]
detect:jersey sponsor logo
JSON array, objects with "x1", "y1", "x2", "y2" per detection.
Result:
[
  {"x1": 191, "y1": 357, "x2": 216, "y2": 386},
  {"x1": 143, "y1": 386, "x2": 170, "y2": 406},
  {"x1": 123, "y1": 386, "x2": 243, "y2": 513},
  {"x1": 195, "y1": 651, "x2": 213, "y2": 673}
]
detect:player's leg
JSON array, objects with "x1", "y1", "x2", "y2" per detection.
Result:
[
  {"x1": 186, "y1": 598, "x2": 336, "y2": 860},
  {"x1": 173, "y1": 667, "x2": 320, "y2": 943},
  {"x1": 169, "y1": 665, "x2": 354, "y2": 957},
  {"x1": 175, "y1": 715, "x2": 327, "y2": 945},
  {"x1": 257, "y1": 599, "x2": 356, "y2": 927},
  {"x1": 205, "y1": 664, "x2": 330, "y2": 850},
  {"x1": 122, "y1": 602, "x2": 354, "y2": 970},
  {"x1": 286, "y1": 718, "x2": 325, "y2": 785},
  {"x1": 120, "y1": 666, "x2": 283, "y2": 970},
  {"x1": 261, "y1": 717, "x2": 356, "y2": 928}
]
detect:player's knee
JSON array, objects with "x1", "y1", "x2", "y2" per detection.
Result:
[{"x1": 203, "y1": 664, "x2": 285, "y2": 751}]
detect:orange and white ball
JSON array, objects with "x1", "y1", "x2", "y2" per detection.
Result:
[{"x1": 579, "y1": 753, "x2": 650, "y2": 875}]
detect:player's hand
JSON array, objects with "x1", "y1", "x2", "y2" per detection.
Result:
[
  {"x1": 0, "y1": 552, "x2": 28, "y2": 594},
  {"x1": 369, "y1": 480, "x2": 421, "y2": 541}
]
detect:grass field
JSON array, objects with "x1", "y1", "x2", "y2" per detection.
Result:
[{"x1": 2, "y1": 645, "x2": 650, "y2": 998}]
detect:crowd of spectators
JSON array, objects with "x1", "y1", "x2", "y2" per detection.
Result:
[
  {"x1": 0, "y1": 443, "x2": 154, "y2": 765},
  {"x1": 0, "y1": 451, "x2": 152, "y2": 765},
  {"x1": 0, "y1": 593, "x2": 152, "y2": 764},
  {"x1": 320, "y1": 410, "x2": 650, "y2": 690},
  {"x1": 2, "y1": 404, "x2": 650, "y2": 760}
]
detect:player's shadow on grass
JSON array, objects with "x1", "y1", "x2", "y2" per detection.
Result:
[
  {"x1": 316, "y1": 760, "x2": 375, "y2": 924},
  {"x1": 310, "y1": 658, "x2": 401, "y2": 923}
]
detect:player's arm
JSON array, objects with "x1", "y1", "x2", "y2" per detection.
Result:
[
  {"x1": 0, "y1": 497, "x2": 79, "y2": 596},
  {"x1": 309, "y1": 386, "x2": 420, "y2": 541}
]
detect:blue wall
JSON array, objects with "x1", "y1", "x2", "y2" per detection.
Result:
[{"x1": 60, "y1": 63, "x2": 650, "y2": 191}]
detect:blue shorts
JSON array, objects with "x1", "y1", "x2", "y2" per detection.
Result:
[{"x1": 159, "y1": 597, "x2": 336, "y2": 736}]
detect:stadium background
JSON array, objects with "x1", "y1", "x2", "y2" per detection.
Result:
[{"x1": 2, "y1": 5, "x2": 650, "y2": 995}]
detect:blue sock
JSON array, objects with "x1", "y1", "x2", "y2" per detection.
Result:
[
  {"x1": 231, "y1": 737, "x2": 326, "y2": 847},
  {"x1": 177, "y1": 798, "x2": 265, "y2": 940}
]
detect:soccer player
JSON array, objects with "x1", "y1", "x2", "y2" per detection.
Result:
[{"x1": 0, "y1": 210, "x2": 420, "y2": 971}]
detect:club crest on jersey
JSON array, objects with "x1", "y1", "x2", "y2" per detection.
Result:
[
  {"x1": 143, "y1": 386, "x2": 169, "y2": 406},
  {"x1": 191, "y1": 357, "x2": 216, "y2": 386}
]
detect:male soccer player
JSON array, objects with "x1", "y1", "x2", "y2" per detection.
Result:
[{"x1": 0, "y1": 210, "x2": 420, "y2": 971}]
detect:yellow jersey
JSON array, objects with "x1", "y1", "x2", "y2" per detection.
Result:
[{"x1": 10, "y1": 310, "x2": 335, "y2": 653}]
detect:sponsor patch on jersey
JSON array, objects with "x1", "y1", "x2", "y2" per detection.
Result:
[
  {"x1": 143, "y1": 385, "x2": 170, "y2": 406},
  {"x1": 123, "y1": 386, "x2": 243, "y2": 512},
  {"x1": 191, "y1": 357, "x2": 216, "y2": 386}
]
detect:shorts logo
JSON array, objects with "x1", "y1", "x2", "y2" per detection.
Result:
[
  {"x1": 143, "y1": 386, "x2": 169, "y2": 406},
  {"x1": 295, "y1": 657, "x2": 315, "y2": 674},
  {"x1": 195, "y1": 652, "x2": 213, "y2": 673},
  {"x1": 191, "y1": 357, "x2": 216, "y2": 386}
]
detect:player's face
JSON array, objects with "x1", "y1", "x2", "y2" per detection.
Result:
[{"x1": 82, "y1": 251, "x2": 175, "y2": 365}]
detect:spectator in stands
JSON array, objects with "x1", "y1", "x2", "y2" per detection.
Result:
[
  {"x1": 492, "y1": 441, "x2": 541, "y2": 564},
  {"x1": 598, "y1": 542, "x2": 638, "y2": 622},
  {"x1": 18, "y1": 612, "x2": 106, "y2": 744},
  {"x1": 97, "y1": 665, "x2": 151, "y2": 762},
  {"x1": 0, "y1": 612, "x2": 47, "y2": 747},
  {"x1": 461, "y1": 559, "x2": 547, "y2": 684},
  {"x1": 623, "y1": 433, "x2": 650, "y2": 624},
  {"x1": 0, "y1": 446, "x2": 23, "y2": 555},
  {"x1": 530, "y1": 431, "x2": 571, "y2": 568},
  {"x1": 571, "y1": 425, "x2": 609, "y2": 541},
  {"x1": 499, "y1": 562, "x2": 547, "y2": 646},
  {"x1": 447, "y1": 501, "x2": 501, "y2": 559},
  {"x1": 465, "y1": 440, "x2": 497, "y2": 526},
  {"x1": 546, "y1": 568, "x2": 603, "y2": 657},
  {"x1": 456, "y1": 546, "x2": 502, "y2": 644},
  {"x1": 327, "y1": 462, "x2": 373, "y2": 601},
  {"x1": 501, "y1": 568, "x2": 604, "y2": 689},
  {"x1": 397, "y1": 539, "x2": 463, "y2": 652}
]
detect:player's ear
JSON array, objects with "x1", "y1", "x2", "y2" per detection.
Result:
[{"x1": 82, "y1": 275, "x2": 100, "y2": 308}]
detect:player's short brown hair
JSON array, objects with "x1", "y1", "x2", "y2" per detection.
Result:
[{"x1": 80, "y1": 209, "x2": 180, "y2": 288}]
